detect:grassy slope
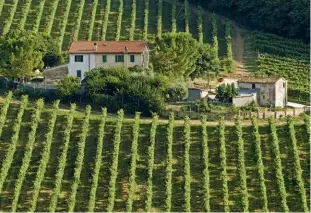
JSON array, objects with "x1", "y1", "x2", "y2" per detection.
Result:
[{"x1": 0, "y1": 102, "x2": 309, "y2": 211}]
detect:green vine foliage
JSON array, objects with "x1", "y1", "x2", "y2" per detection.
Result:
[
  {"x1": 106, "y1": 109, "x2": 124, "y2": 212},
  {"x1": 269, "y1": 118, "x2": 289, "y2": 212},
  {"x1": 11, "y1": 99, "x2": 44, "y2": 212},
  {"x1": 49, "y1": 104, "x2": 76, "y2": 212},
  {"x1": 2, "y1": 0, "x2": 19, "y2": 35},
  {"x1": 171, "y1": 0, "x2": 177, "y2": 34},
  {"x1": 197, "y1": 6, "x2": 203, "y2": 44},
  {"x1": 32, "y1": 0, "x2": 47, "y2": 32},
  {"x1": 126, "y1": 112, "x2": 140, "y2": 212},
  {"x1": 143, "y1": 0, "x2": 149, "y2": 41},
  {"x1": 88, "y1": 108, "x2": 107, "y2": 212},
  {"x1": 73, "y1": 0, "x2": 86, "y2": 41},
  {"x1": 287, "y1": 117, "x2": 309, "y2": 212},
  {"x1": 201, "y1": 115, "x2": 210, "y2": 212},
  {"x1": 0, "y1": 91, "x2": 13, "y2": 138},
  {"x1": 88, "y1": 0, "x2": 99, "y2": 40},
  {"x1": 44, "y1": 0, "x2": 60, "y2": 35},
  {"x1": 0, "y1": 95, "x2": 28, "y2": 195},
  {"x1": 165, "y1": 112, "x2": 174, "y2": 212},
  {"x1": 251, "y1": 117, "x2": 269, "y2": 212},
  {"x1": 211, "y1": 13, "x2": 219, "y2": 62},
  {"x1": 185, "y1": 0, "x2": 189, "y2": 33},
  {"x1": 101, "y1": 0, "x2": 111, "y2": 40},
  {"x1": 157, "y1": 0, "x2": 163, "y2": 39},
  {"x1": 145, "y1": 114, "x2": 158, "y2": 212},
  {"x1": 17, "y1": 0, "x2": 32, "y2": 30},
  {"x1": 184, "y1": 116, "x2": 191, "y2": 212},
  {"x1": 28, "y1": 100, "x2": 60, "y2": 212},
  {"x1": 129, "y1": 0, "x2": 137, "y2": 40},
  {"x1": 68, "y1": 105, "x2": 91, "y2": 212},
  {"x1": 235, "y1": 116, "x2": 249, "y2": 212},
  {"x1": 115, "y1": 0, "x2": 124, "y2": 41},
  {"x1": 219, "y1": 116, "x2": 229, "y2": 212},
  {"x1": 57, "y1": 0, "x2": 72, "y2": 51}
]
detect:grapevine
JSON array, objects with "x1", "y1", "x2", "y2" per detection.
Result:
[
  {"x1": 183, "y1": 116, "x2": 191, "y2": 212},
  {"x1": 145, "y1": 114, "x2": 158, "y2": 212},
  {"x1": 126, "y1": 112, "x2": 140, "y2": 212},
  {"x1": 164, "y1": 112, "x2": 174, "y2": 212},
  {"x1": 106, "y1": 109, "x2": 124, "y2": 212},
  {"x1": 268, "y1": 118, "x2": 289, "y2": 212},
  {"x1": 49, "y1": 104, "x2": 76, "y2": 212},
  {"x1": 73, "y1": 0, "x2": 86, "y2": 41},
  {"x1": 28, "y1": 100, "x2": 60, "y2": 212},
  {"x1": 235, "y1": 116, "x2": 249, "y2": 212},
  {"x1": 143, "y1": 0, "x2": 149, "y2": 41},
  {"x1": 219, "y1": 116, "x2": 229, "y2": 212},
  {"x1": 44, "y1": 0, "x2": 61, "y2": 35},
  {"x1": 0, "y1": 91, "x2": 13, "y2": 138},
  {"x1": 101, "y1": 0, "x2": 111, "y2": 40},
  {"x1": 0, "y1": 95, "x2": 28, "y2": 195},
  {"x1": 197, "y1": 6, "x2": 203, "y2": 44},
  {"x1": 171, "y1": 0, "x2": 176, "y2": 34},
  {"x1": 201, "y1": 115, "x2": 210, "y2": 212},
  {"x1": 67, "y1": 105, "x2": 91, "y2": 212},
  {"x1": 156, "y1": 0, "x2": 162, "y2": 38},
  {"x1": 32, "y1": 0, "x2": 47, "y2": 32},
  {"x1": 115, "y1": 0, "x2": 124, "y2": 41},
  {"x1": 17, "y1": 0, "x2": 32, "y2": 30},
  {"x1": 129, "y1": 0, "x2": 137, "y2": 41},
  {"x1": 88, "y1": 108, "x2": 107, "y2": 212},
  {"x1": 57, "y1": 0, "x2": 73, "y2": 52},
  {"x1": 11, "y1": 99, "x2": 44, "y2": 212},
  {"x1": 184, "y1": 0, "x2": 189, "y2": 33},
  {"x1": 287, "y1": 117, "x2": 309, "y2": 212},
  {"x1": 2, "y1": 0, "x2": 19, "y2": 35},
  {"x1": 88, "y1": 0, "x2": 99, "y2": 40},
  {"x1": 251, "y1": 117, "x2": 269, "y2": 212}
]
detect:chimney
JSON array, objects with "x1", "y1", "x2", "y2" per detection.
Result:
[
  {"x1": 94, "y1": 42, "x2": 98, "y2": 51},
  {"x1": 124, "y1": 46, "x2": 128, "y2": 54}
]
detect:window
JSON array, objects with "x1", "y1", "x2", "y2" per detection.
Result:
[
  {"x1": 102, "y1": 55, "x2": 107, "y2": 62},
  {"x1": 115, "y1": 55, "x2": 124, "y2": 62},
  {"x1": 283, "y1": 82, "x2": 286, "y2": 88},
  {"x1": 262, "y1": 95, "x2": 265, "y2": 100},
  {"x1": 77, "y1": 70, "x2": 81, "y2": 78},
  {"x1": 75, "y1": 55, "x2": 83, "y2": 62},
  {"x1": 130, "y1": 55, "x2": 135, "y2": 62},
  {"x1": 252, "y1": 83, "x2": 256, "y2": 89}
]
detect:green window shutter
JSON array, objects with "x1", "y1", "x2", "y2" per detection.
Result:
[
  {"x1": 115, "y1": 55, "x2": 118, "y2": 62},
  {"x1": 130, "y1": 55, "x2": 135, "y2": 62},
  {"x1": 121, "y1": 55, "x2": 124, "y2": 62},
  {"x1": 102, "y1": 55, "x2": 107, "y2": 62},
  {"x1": 77, "y1": 70, "x2": 81, "y2": 78}
]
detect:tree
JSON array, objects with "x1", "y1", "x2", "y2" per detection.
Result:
[
  {"x1": 216, "y1": 83, "x2": 238, "y2": 102},
  {"x1": 0, "y1": 30, "x2": 62, "y2": 80},
  {"x1": 57, "y1": 76, "x2": 81, "y2": 100},
  {"x1": 191, "y1": 44, "x2": 220, "y2": 79},
  {"x1": 151, "y1": 33, "x2": 202, "y2": 77}
]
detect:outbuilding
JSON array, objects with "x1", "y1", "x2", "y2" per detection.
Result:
[{"x1": 187, "y1": 88, "x2": 208, "y2": 102}]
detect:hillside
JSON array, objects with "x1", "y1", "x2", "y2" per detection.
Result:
[{"x1": 0, "y1": 96, "x2": 309, "y2": 211}]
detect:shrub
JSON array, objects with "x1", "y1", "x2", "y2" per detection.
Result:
[{"x1": 57, "y1": 76, "x2": 81, "y2": 100}]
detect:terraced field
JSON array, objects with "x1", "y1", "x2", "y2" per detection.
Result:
[{"x1": 0, "y1": 94, "x2": 309, "y2": 212}]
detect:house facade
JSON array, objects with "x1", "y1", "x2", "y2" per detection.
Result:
[
  {"x1": 68, "y1": 41, "x2": 149, "y2": 79},
  {"x1": 234, "y1": 77, "x2": 288, "y2": 107}
]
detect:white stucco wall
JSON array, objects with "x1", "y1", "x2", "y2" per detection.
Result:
[
  {"x1": 94, "y1": 53, "x2": 143, "y2": 68},
  {"x1": 238, "y1": 82, "x2": 276, "y2": 106},
  {"x1": 275, "y1": 79, "x2": 287, "y2": 107},
  {"x1": 68, "y1": 54, "x2": 96, "y2": 79}
]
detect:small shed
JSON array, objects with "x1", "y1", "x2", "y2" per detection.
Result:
[{"x1": 187, "y1": 88, "x2": 208, "y2": 102}]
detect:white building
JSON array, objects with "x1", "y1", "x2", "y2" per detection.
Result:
[
  {"x1": 231, "y1": 77, "x2": 288, "y2": 108},
  {"x1": 68, "y1": 41, "x2": 149, "y2": 80}
]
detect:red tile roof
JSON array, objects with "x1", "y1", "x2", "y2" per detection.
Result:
[
  {"x1": 238, "y1": 77, "x2": 284, "y2": 84},
  {"x1": 68, "y1": 41, "x2": 146, "y2": 54}
]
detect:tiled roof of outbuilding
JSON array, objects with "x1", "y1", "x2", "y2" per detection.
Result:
[{"x1": 238, "y1": 77, "x2": 284, "y2": 84}]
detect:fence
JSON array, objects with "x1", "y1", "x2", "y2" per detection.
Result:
[{"x1": 161, "y1": 107, "x2": 310, "y2": 120}]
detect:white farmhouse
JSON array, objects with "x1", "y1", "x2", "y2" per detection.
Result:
[
  {"x1": 68, "y1": 41, "x2": 149, "y2": 79},
  {"x1": 233, "y1": 77, "x2": 288, "y2": 108}
]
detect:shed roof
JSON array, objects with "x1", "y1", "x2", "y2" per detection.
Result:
[
  {"x1": 68, "y1": 41, "x2": 146, "y2": 54},
  {"x1": 238, "y1": 77, "x2": 284, "y2": 84}
]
